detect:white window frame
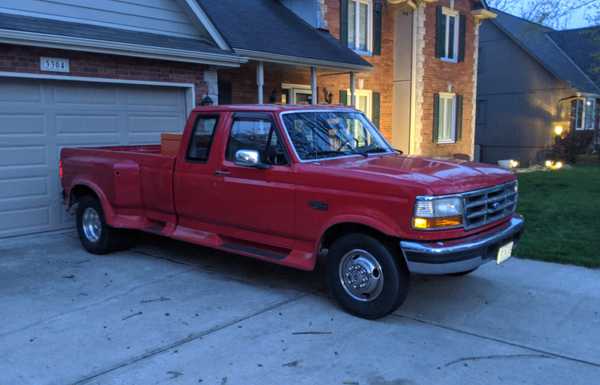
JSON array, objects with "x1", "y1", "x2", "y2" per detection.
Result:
[
  {"x1": 437, "y1": 92, "x2": 457, "y2": 144},
  {"x1": 441, "y1": 7, "x2": 460, "y2": 63},
  {"x1": 281, "y1": 83, "x2": 312, "y2": 104},
  {"x1": 348, "y1": 0, "x2": 373, "y2": 56},
  {"x1": 346, "y1": 89, "x2": 373, "y2": 119},
  {"x1": 571, "y1": 97, "x2": 596, "y2": 131}
]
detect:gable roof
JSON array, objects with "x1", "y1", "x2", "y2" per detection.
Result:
[
  {"x1": 491, "y1": 9, "x2": 600, "y2": 94},
  {"x1": 549, "y1": 26, "x2": 600, "y2": 90},
  {"x1": 196, "y1": 0, "x2": 372, "y2": 71}
]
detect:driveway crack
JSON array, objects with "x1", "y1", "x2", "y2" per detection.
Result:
[
  {"x1": 72, "y1": 293, "x2": 307, "y2": 385},
  {"x1": 394, "y1": 313, "x2": 600, "y2": 369}
]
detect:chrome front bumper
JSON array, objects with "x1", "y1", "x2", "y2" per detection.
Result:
[{"x1": 400, "y1": 214, "x2": 525, "y2": 275}]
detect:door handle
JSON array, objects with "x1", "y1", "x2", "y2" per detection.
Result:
[{"x1": 214, "y1": 169, "x2": 231, "y2": 176}]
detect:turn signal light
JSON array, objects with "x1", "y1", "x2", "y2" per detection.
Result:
[
  {"x1": 59, "y1": 160, "x2": 63, "y2": 179},
  {"x1": 413, "y1": 216, "x2": 463, "y2": 230}
]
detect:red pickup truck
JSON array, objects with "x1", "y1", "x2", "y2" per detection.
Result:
[{"x1": 61, "y1": 105, "x2": 524, "y2": 319}]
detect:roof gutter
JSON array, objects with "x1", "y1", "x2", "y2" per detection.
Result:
[
  {"x1": 234, "y1": 48, "x2": 373, "y2": 72},
  {"x1": 0, "y1": 29, "x2": 246, "y2": 67}
]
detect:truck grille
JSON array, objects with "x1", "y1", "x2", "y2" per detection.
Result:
[{"x1": 463, "y1": 182, "x2": 518, "y2": 230}]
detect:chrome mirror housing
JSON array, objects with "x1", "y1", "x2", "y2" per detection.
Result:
[{"x1": 234, "y1": 149, "x2": 261, "y2": 167}]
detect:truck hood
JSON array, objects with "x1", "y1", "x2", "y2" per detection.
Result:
[{"x1": 325, "y1": 154, "x2": 515, "y2": 195}]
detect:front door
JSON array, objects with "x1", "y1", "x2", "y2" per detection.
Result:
[{"x1": 214, "y1": 112, "x2": 295, "y2": 240}]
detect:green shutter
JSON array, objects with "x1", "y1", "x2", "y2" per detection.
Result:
[
  {"x1": 339, "y1": 90, "x2": 348, "y2": 105},
  {"x1": 433, "y1": 93, "x2": 440, "y2": 143},
  {"x1": 373, "y1": 0, "x2": 383, "y2": 55},
  {"x1": 435, "y1": 6, "x2": 445, "y2": 59},
  {"x1": 458, "y1": 14, "x2": 467, "y2": 62},
  {"x1": 456, "y1": 95, "x2": 463, "y2": 141},
  {"x1": 340, "y1": 0, "x2": 349, "y2": 46},
  {"x1": 372, "y1": 92, "x2": 381, "y2": 129}
]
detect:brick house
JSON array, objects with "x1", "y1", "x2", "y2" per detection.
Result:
[
  {"x1": 211, "y1": 0, "x2": 494, "y2": 158},
  {"x1": 0, "y1": 0, "x2": 493, "y2": 238}
]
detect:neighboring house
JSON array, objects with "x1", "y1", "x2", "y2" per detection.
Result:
[
  {"x1": 477, "y1": 9, "x2": 600, "y2": 166},
  {"x1": 0, "y1": 0, "x2": 491, "y2": 238}
]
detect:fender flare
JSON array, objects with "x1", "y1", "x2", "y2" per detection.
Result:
[
  {"x1": 68, "y1": 179, "x2": 117, "y2": 227},
  {"x1": 314, "y1": 214, "x2": 401, "y2": 254}
]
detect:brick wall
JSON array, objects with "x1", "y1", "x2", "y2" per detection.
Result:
[
  {"x1": 322, "y1": 0, "x2": 396, "y2": 140},
  {"x1": 418, "y1": 0, "x2": 477, "y2": 158},
  {"x1": 0, "y1": 44, "x2": 209, "y2": 105}
]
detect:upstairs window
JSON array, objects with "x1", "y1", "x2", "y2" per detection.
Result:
[
  {"x1": 436, "y1": 6, "x2": 466, "y2": 63},
  {"x1": 347, "y1": 0, "x2": 373, "y2": 54}
]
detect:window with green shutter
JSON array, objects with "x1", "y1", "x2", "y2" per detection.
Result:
[
  {"x1": 434, "y1": 92, "x2": 463, "y2": 143},
  {"x1": 436, "y1": 6, "x2": 466, "y2": 63}
]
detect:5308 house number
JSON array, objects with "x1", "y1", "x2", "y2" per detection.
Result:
[{"x1": 40, "y1": 57, "x2": 70, "y2": 73}]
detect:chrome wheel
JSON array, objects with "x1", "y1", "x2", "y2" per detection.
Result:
[
  {"x1": 339, "y1": 249, "x2": 384, "y2": 302},
  {"x1": 82, "y1": 207, "x2": 102, "y2": 243}
]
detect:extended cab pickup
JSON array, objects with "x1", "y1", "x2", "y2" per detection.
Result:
[{"x1": 61, "y1": 105, "x2": 524, "y2": 319}]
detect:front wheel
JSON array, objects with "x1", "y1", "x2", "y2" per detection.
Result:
[
  {"x1": 76, "y1": 196, "x2": 129, "y2": 254},
  {"x1": 327, "y1": 234, "x2": 409, "y2": 319}
]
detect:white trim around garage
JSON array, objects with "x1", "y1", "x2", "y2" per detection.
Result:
[{"x1": 0, "y1": 71, "x2": 197, "y2": 116}]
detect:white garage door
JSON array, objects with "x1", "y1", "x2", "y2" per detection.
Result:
[{"x1": 0, "y1": 77, "x2": 189, "y2": 238}]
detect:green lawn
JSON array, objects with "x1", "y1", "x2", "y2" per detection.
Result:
[{"x1": 516, "y1": 165, "x2": 600, "y2": 268}]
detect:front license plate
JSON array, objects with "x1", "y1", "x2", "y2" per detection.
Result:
[{"x1": 497, "y1": 241, "x2": 514, "y2": 264}]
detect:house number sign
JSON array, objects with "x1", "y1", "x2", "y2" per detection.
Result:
[{"x1": 40, "y1": 57, "x2": 70, "y2": 73}]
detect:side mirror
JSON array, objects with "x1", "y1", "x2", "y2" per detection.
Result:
[{"x1": 234, "y1": 149, "x2": 270, "y2": 169}]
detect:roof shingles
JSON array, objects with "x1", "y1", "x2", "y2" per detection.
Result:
[
  {"x1": 492, "y1": 9, "x2": 600, "y2": 94},
  {"x1": 197, "y1": 0, "x2": 371, "y2": 69}
]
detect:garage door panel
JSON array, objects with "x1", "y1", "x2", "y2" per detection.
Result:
[
  {"x1": 127, "y1": 115, "x2": 183, "y2": 133},
  {"x1": 125, "y1": 87, "x2": 183, "y2": 107},
  {"x1": 53, "y1": 84, "x2": 118, "y2": 105},
  {"x1": 0, "y1": 77, "x2": 188, "y2": 237},
  {"x1": 56, "y1": 114, "x2": 120, "y2": 134},
  {"x1": 0, "y1": 113, "x2": 46, "y2": 135},
  {"x1": 0, "y1": 165, "x2": 49, "y2": 180},
  {"x1": 0, "y1": 206, "x2": 50, "y2": 234},
  {"x1": 0, "y1": 177, "x2": 48, "y2": 199},
  {"x1": 0, "y1": 83, "x2": 42, "y2": 103},
  {"x1": 0, "y1": 146, "x2": 47, "y2": 167}
]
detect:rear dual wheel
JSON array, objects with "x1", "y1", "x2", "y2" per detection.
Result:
[
  {"x1": 327, "y1": 233, "x2": 409, "y2": 320},
  {"x1": 76, "y1": 196, "x2": 130, "y2": 254}
]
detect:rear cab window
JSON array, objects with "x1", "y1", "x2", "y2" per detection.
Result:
[{"x1": 187, "y1": 115, "x2": 219, "y2": 162}]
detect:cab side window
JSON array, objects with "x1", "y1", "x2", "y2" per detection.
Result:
[
  {"x1": 187, "y1": 115, "x2": 219, "y2": 161},
  {"x1": 226, "y1": 116, "x2": 288, "y2": 165}
]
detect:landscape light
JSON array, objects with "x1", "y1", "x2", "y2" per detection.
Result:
[{"x1": 554, "y1": 125, "x2": 564, "y2": 136}]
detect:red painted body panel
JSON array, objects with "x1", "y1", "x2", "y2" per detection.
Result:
[{"x1": 60, "y1": 105, "x2": 518, "y2": 271}]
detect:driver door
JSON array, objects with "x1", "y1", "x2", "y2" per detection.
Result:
[{"x1": 214, "y1": 112, "x2": 295, "y2": 240}]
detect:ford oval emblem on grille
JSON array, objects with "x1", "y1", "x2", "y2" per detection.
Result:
[{"x1": 490, "y1": 201, "x2": 501, "y2": 210}]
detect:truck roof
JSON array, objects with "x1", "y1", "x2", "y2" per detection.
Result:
[{"x1": 191, "y1": 104, "x2": 356, "y2": 114}]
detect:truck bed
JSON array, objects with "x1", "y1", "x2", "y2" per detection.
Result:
[{"x1": 61, "y1": 145, "x2": 178, "y2": 229}]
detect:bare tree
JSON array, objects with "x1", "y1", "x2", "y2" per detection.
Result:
[{"x1": 487, "y1": 0, "x2": 600, "y2": 29}]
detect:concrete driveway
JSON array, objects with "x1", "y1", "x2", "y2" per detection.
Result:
[{"x1": 1, "y1": 231, "x2": 599, "y2": 385}]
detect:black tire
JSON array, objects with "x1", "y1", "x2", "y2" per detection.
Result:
[
  {"x1": 327, "y1": 233, "x2": 409, "y2": 320},
  {"x1": 76, "y1": 195, "x2": 129, "y2": 254},
  {"x1": 447, "y1": 267, "x2": 478, "y2": 277}
]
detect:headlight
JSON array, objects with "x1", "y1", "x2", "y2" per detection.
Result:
[{"x1": 413, "y1": 196, "x2": 464, "y2": 230}]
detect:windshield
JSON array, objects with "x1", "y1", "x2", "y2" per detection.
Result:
[{"x1": 281, "y1": 111, "x2": 392, "y2": 161}]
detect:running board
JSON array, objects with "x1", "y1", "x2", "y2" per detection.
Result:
[{"x1": 221, "y1": 242, "x2": 288, "y2": 260}]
